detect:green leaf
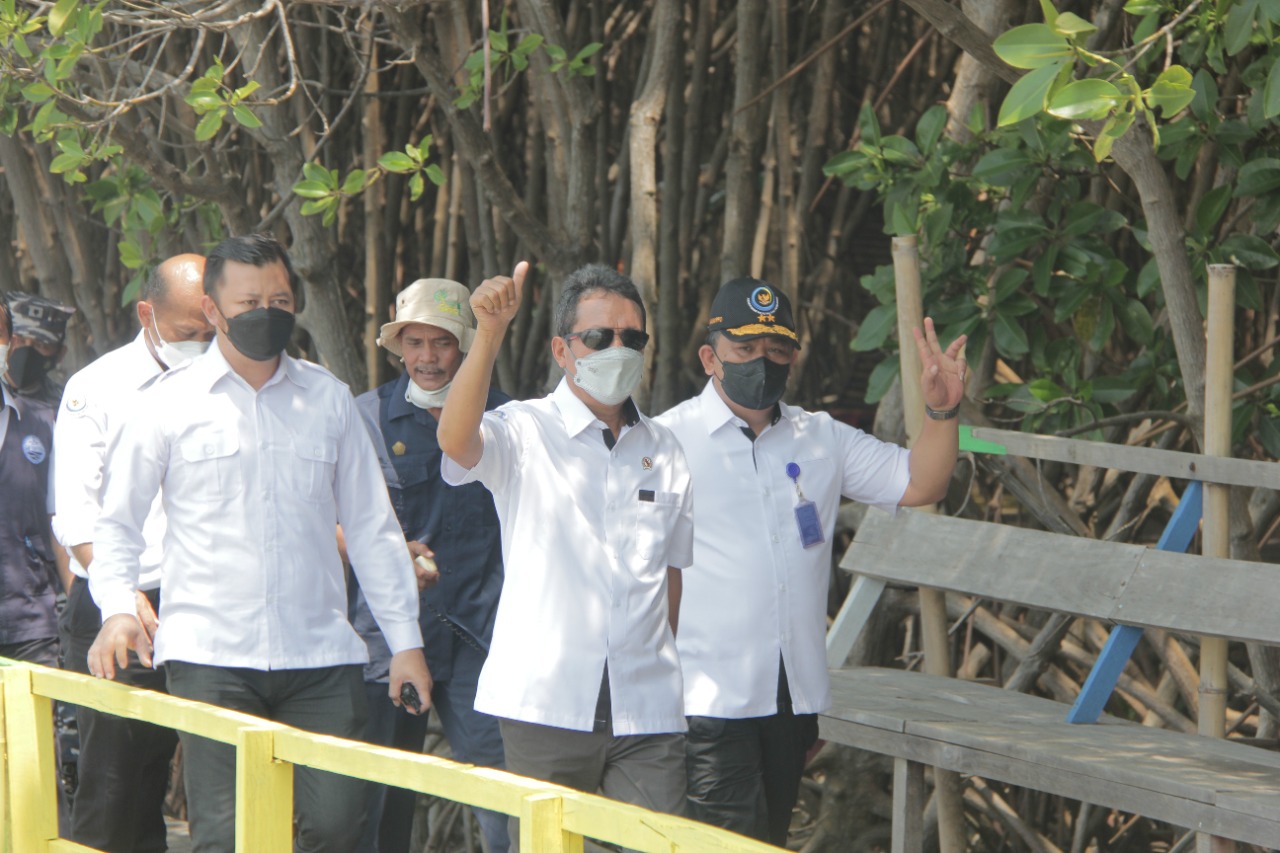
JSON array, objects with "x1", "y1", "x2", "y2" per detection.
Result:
[
  {"x1": 230, "y1": 104, "x2": 262, "y2": 128},
  {"x1": 409, "y1": 172, "x2": 425, "y2": 201},
  {"x1": 1046, "y1": 78, "x2": 1120, "y2": 120},
  {"x1": 853, "y1": 304, "x2": 897, "y2": 352},
  {"x1": 340, "y1": 169, "x2": 367, "y2": 194},
  {"x1": 1258, "y1": 414, "x2": 1280, "y2": 458},
  {"x1": 993, "y1": 24, "x2": 1074, "y2": 70},
  {"x1": 998, "y1": 61, "x2": 1066, "y2": 126},
  {"x1": 1194, "y1": 184, "x2": 1232, "y2": 238},
  {"x1": 1123, "y1": 0, "x2": 1162, "y2": 13},
  {"x1": 48, "y1": 0, "x2": 79, "y2": 36},
  {"x1": 424, "y1": 163, "x2": 446, "y2": 186},
  {"x1": 992, "y1": 310, "x2": 1030, "y2": 358},
  {"x1": 915, "y1": 105, "x2": 948, "y2": 155},
  {"x1": 972, "y1": 148, "x2": 1033, "y2": 186},
  {"x1": 1223, "y1": 0, "x2": 1260, "y2": 55},
  {"x1": 1053, "y1": 11, "x2": 1097, "y2": 38},
  {"x1": 1265, "y1": 54, "x2": 1280, "y2": 119},
  {"x1": 194, "y1": 109, "x2": 224, "y2": 141},
  {"x1": 488, "y1": 29, "x2": 508, "y2": 53},
  {"x1": 822, "y1": 151, "x2": 859, "y2": 178},
  {"x1": 1235, "y1": 157, "x2": 1280, "y2": 197},
  {"x1": 863, "y1": 358, "x2": 900, "y2": 405},
  {"x1": 121, "y1": 270, "x2": 145, "y2": 306},
  {"x1": 1147, "y1": 66, "x2": 1195, "y2": 117},
  {"x1": 21, "y1": 82, "x2": 54, "y2": 103},
  {"x1": 292, "y1": 180, "x2": 332, "y2": 199},
  {"x1": 516, "y1": 34, "x2": 544, "y2": 54},
  {"x1": 118, "y1": 240, "x2": 143, "y2": 269},
  {"x1": 1220, "y1": 233, "x2": 1280, "y2": 269},
  {"x1": 1116, "y1": 298, "x2": 1154, "y2": 345},
  {"x1": 543, "y1": 43, "x2": 566, "y2": 63},
  {"x1": 233, "y1": 80, "x2": 260, "y2": 100},
  {"x1": 1089, "y1": 375, "x2": 1138, "y2": 404},
  {"x1": 300, "y1": 197, "x2": 335, "y2": 217},
  {"x1": 574, "y1": 42, "x2": 603, "y2": 61},
  {"x1": 378, "y1": 151, "x2": 416, "y2": 173},
  {"x1": 48, "y1": 152, "x2": 83, "y2": 174},
  {"x1": 302, "y1": 161, "x2": 335, "y2": 187}
]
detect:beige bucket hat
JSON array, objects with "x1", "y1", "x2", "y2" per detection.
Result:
[{"x1": 377, "y1": 278, "x2": 476, "y2": 356}]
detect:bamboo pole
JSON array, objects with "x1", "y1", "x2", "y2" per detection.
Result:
[
  {"x1": 892, "y1": 235, "x2": 965, "y2": 853},
  {"x1": 362, "y1": 27, "x2": 386, "y2": 392},
  {"x1": 1199, "y1": 265, "x2": 1234, "y2": 853}
]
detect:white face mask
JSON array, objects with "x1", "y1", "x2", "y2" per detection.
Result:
[
  {"x1": 150, "y1": 314, "x2": 209, "y2": 368},
  {"x1": 0, "y1": 343, "x2": 8, "y2": 374},
  {"x1": 405, "y1": 377, "x2": 451, "y2": 410},
  {"x1": 572, "y1": 347, "x2": 644, "y2": 406}
]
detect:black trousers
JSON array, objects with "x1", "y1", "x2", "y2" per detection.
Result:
[
  {"x1": 684, "y1": 666, "x2": 819, "y2": 847},
  {"x1": 166, "y1": 661, "x2": 369, "y2": 853},
  {"x1": 62, "y1": 577, "x2": 178, "y2": 853}
]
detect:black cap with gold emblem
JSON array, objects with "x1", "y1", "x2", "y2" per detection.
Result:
[{"x1": 706, "y1": 277, "x2": 798, "y2": 346}]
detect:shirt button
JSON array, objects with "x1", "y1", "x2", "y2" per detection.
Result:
[
  {"x1": 313, "y1": 448, "x2": 322, "y2": 458},
  {"x1": 204, "y1": 445, "x2": 214, "y2": 455},
  {"x1": 607, "y1": 502, "x2": 615, "y2": 511},
  {"x1": 772, "y1": 534, "x2": 780, "y2": 543}
]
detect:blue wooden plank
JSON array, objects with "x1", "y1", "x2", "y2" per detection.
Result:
[
  {"x1": 1155, "y1": 479, "x2": 1202, "y2": 553},
  {"x1": 1066, "y1": 481, "x2": 1203, "y2": 724},
  {"x1": 1066, "y1": 625, "x2": 1143, "y2": 723}
]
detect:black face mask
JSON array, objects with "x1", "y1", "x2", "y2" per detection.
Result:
[
  {"x1": 6, "y1": 346, "x2": 53, "y2": 389},
  {"x1": 718, "y1": 354, "x2": 790, "y2": 410},
  {"x1": 221, "y1": 306, "x2": 296, "y2": 361}
]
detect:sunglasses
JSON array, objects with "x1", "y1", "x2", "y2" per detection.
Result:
[{"x1": 565, "y1": 327, "x2": 650, "y2": 351}]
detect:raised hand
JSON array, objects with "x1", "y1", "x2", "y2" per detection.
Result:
[
  {"x1": 471, "y1": 261, "x2": 528, "y2": 335},
  {"x1": 912, "y1": 317, "x2": 967, "y2": 412}
]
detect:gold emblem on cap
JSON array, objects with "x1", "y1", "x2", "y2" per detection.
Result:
[
  {"x1": 392, "y1": 441, "x2": 407, "y2": 456},
  {"x1": 642, "y1": 456, "x2": 653, "y2": 470}
]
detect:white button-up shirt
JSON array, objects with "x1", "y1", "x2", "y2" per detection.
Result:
[
  {"x1": 53, "y1": 332, "x2": 166, "y2": 588},
  {"x1": 90, "y1": 343, "x2": 422, "y2": 670},
  {"x1": 442, "y1": 379, "x2": 694, "y2": 735},
  {"x1": 657, "y1": 380, "x2": 910, "y2": 718}
]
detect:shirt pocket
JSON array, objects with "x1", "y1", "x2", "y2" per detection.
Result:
[
  {"x1": 291, "y1": 434, "x2": 339, "y2": 503},
  {"x1": 634, "y1": 490, "x2": 682, "y2": 563},
  {"x1": 177, "y1": 429, "x2": 243, "y2": 502}
]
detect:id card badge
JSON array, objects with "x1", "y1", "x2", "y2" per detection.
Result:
[{"x1": 794, "y1": 499, "x2": 825, "y2": 549}]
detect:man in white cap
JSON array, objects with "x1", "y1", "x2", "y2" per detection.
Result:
[{"x1": 349, "y1": 278, "x2": 510, "y2": 853}]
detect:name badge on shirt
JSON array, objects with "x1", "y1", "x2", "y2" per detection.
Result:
[{"x1": 786, "y1": 462, "x2": 825, "y2": 549}]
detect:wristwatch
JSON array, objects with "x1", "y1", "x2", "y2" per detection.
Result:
[{"x1": 925, "y1": 403, "x2": 960, "y2": 421}]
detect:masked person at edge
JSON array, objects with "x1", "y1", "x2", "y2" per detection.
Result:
[
  {"x1": 86, "y1": 233, "x2": 432, "y2": 853},
  {"x1": 656, "y1": 278, "x2": 966, "y2": 847},
  {"x1": 53, "y1": 254, "x2": 214, "y2": 853},
  {"x1": 349, "y1": 277, "x2": 510, "y2": 853},
  {"x1": 0, "y1": 291, "x2": 77, "y2": 824},
  {"x1": 438, "y1": 263, "x2": 695, "y2": 850}
]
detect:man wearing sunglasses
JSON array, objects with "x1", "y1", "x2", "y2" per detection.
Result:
[
  {"x1": 439, "y1": 262, "x2": 695, "y2": 842},
  {"x1": 656, "y1": 277, "x2": 965, "y2": 846}
]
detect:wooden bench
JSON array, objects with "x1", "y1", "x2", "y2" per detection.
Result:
[{"x1": 821, "y1": 508, "x2": 1280, "y2": 850}]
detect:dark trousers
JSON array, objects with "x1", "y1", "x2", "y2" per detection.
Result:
[
  {"x1": 166, "y1": 661, "x2": 369, "y2": 853},
  {"x1": 62, "y1": 577, "x2": 177, "y2": 853},
  {"x1": 357, "y1": 639, "x2": 508, "y2": 853},
  {"x1": 684, "y1": 670, "x2": 819, "y2": 847},
  {"x1": 500, "y1": 673, "x2": 686, "y2": 853}
]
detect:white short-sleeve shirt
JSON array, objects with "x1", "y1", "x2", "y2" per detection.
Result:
[
  {"x1": 443, "y1": 379, "x2": 694, "y2": 735},
  {"x1": 656, "y1": 380, "x2": 910, "y2": 718},
  {"x1": 53, "y1": 332, "x2": 166, "y2": 588}
]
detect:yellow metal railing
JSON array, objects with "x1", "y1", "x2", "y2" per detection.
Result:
[{"x1": 0, "y1": 661, "x2": 775, "y2": 853}]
